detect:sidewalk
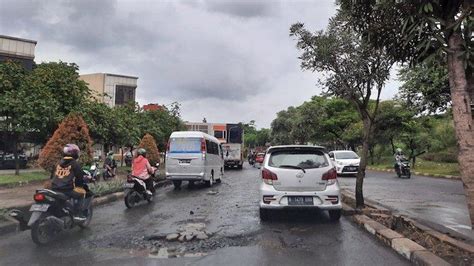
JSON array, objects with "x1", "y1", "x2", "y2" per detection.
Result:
[{"x1": 0, "y1": 182, "x2": 41, "y2": 210}]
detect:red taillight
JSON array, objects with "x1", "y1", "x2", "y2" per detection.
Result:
[
  {"x1": 200, "y1": 138, "x2": 206, "y2": 153},
  {"x1": 262, "y1": 168, "x2": 278, "y2": 180},
  {"x1": 322, "y1": 168, "x2": 337, "y2": 180},
  {"x1": 34, "y1": 193, "x2": 45, "y2": 202}
]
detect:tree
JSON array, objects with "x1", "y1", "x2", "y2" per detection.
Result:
[
  {"x1": 399, "y1": 120, "x2": 432, "y2": 168},
  {"x1": 397, "y1": 60, "x2": 450, "y2": 114},
  {"x1": 138, "y1": 133, "x2": 160, "y2": 166},
  {"x1": 271, "y1": 107, "x2": 298, "y2": 145},
  {"x1": 340, "y1": 0, "x2": 474, "y2": 225},
  {"x1": 28, "y1": 62, "x2": 91, "y2": 141},
  {"x1": 38, "y1": 114, "x2": 93, "y2": 173},
  {"x1": 290, "y1": 12, "x2": 393, "y2": 208},
  {"x1": 0, "y1": 61, "x2": 55, "y2": 175}
]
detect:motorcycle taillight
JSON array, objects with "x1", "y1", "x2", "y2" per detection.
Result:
[{"x1": 34, "y1": 193, "x2": 45, "y2": 202}]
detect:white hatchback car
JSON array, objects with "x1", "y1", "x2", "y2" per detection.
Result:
[
  {"x1": 259, "y1": 145, "x2": 342, "y2": 221},
  {"x1": 328, "y1": 150, "x2": 360, "y2": 175}
]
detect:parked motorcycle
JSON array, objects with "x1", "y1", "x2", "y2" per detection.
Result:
[
  {"x1": 9, "y1": 175, "x2": 94, "y2": 245},
  {"x1": 395, "y1": 159, "x2": 411, "y2": 179},
  {"x1": 123, "y1": 164, "x2": 158, "y2": 208}
]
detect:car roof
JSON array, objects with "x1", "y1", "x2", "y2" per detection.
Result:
[
  {"x1": 267, "y1": 145, "x2": 327, "y2": 153},
  {"x1": 170, "y1": 131, "x2": 220, "y2": 143}
]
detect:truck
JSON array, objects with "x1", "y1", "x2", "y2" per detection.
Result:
[{"x1": 185, "y1": 122, "x2": 244, "y2": 169}]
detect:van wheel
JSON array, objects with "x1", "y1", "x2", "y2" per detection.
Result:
[
  {"x1": 205, "y1": 173, "x2": 214, "y2": 187},
  {"x1": 173, "y1": 180, "x2": 182, "y2": 190}
]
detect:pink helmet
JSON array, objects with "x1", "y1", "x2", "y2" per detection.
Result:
[{"x1": 63, "y1": 144, "x2": 80, "y2": 158}]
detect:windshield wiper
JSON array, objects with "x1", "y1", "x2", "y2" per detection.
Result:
[{"x1": 279, "y1": 165, "x2": 306, "y2": 173}]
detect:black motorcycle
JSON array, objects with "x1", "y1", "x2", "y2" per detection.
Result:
[
  {"x1": 395, "y1": 159, "x2": 411, "y2": 179},
  {"x1": 124, "y1": 165, "x2": 158, "y2": 208},
  {"x1": 10, "y1": 176, "x2": 94, "y2": 245}
]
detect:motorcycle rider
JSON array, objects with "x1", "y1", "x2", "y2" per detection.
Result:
[
  {"x1": 131, "y1": 148, "x2": 155, "y2": 196},
  {"x1": 50, "y1": 144, "x2": 88, "y2": 222},
  {"x1": 103, "y1": 151, "x2": 117, "y2": 179},
  {"x1": 394, "y1": 148, "x2": 406, "y2": 173}
]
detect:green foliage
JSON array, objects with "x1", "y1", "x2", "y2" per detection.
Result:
[
  {"x1": 0, "y1": 171, "x2": 49, "y2": 186},
  {"x1": 397, "y1": 60, "x2": 450, "y2": 114},
  {"x1": 89, "y1": 179, "x2": 123, "y2": 197}
]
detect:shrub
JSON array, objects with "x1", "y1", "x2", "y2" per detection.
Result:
[
  {"x1": 421, "y1": 151, "x2": 458, "y2": 163},
  {"x1": 138, "y1": 133, "x2": 160, "y2": 166},
  {"x1": 38, "y1": 114, "x2": 93, "y2": 173}
]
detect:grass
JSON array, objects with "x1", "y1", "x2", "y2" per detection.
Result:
[
  {"x1": 369, "y1": 158, "x2": 460, "y2": 176},
  {"x1": 0, "y1": 171, "x2": 49, "y2": 186},
  {"x1": 0, "y1": 208, "x2": 8, "y2": 222}
]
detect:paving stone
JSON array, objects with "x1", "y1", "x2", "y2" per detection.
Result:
[{"x1": 411, "y1": 250, "x2": 450, "y2": 266}]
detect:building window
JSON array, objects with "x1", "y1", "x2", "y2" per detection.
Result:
[{"x1": 115, "y1": 85, "x2": 136, "y2": 105}]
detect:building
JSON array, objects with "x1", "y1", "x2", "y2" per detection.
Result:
[
  {"x1": 0, "y1": 35, "x2": 36, "y2": 70},
  {"x1": 143, "y1": 103, "x2": 164, "y2": 111},
  {"x1": 185, "y1": 122, "x2": 243, "y2": 144},
  {"x1": 79, "y1": 73, "x2": 138, "y2": 107},
  {"x1": 0, "y1": 35, "x2": 37, "y2": 155}
]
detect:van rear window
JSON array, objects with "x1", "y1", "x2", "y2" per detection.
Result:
[
  {"x1": 269, "y1": 149, "x2": 328, "y2": 169},
  {"x1": 169, "y1": 138, "x2": 201, "y2": 153}
]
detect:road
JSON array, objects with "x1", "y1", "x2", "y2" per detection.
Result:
[
  {"x1": 339, "y1": 170, "x2": 473, "y2": 239},
  {"x1": 0, "y1": 164, "x2": 408, "y2": 265}
]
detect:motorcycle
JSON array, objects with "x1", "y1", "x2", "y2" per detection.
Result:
[
  {"x1": 9, "y1": 175, "x2": 94, "y2": 245},
  {"x1": 395, "y1": 159, "x2": 411, "y2": 179},
  {"x1": 124, "y1": 164, "x2": 159, "y2": 208},
  {"x1": 83, "y1": 161, "x2": 100, "y2": 182},
  {"x1": 248, "y1": 157, "x2": 255, "y2": 167}
]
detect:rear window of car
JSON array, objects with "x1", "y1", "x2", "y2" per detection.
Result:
[
  {"x1": 335, "y1": 151, "x2": 359, "y2": 159},
  {"x1": 169, "y1": 138, "x2": 201, "y2": 153},
  {"x1": 269, "y1": 149, "x2": 328, "y2": 169}
]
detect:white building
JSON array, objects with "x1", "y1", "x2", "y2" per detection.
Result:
[{"x1": 79, "y1": 73, "x2": 138, "y2": 107}]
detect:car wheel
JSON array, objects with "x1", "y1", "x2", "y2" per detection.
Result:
[
  {"x1": 259, "y1": 208, "x2": 270, "y2": 221},
  {"x1": 328, "y1": 210, "x2": 341, "y2": 222},
  {"x1": 173, "y1": 180, "x2": 182, "y2": 190}
]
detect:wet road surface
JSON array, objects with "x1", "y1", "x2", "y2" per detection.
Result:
[
  {"x1": 0, "y1": 164, "x2": 408, "y2": 265},
  {"x1": 339, "y1": 171, "x2": 473, "y2": 239}
]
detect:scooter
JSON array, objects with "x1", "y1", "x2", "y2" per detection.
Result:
[
  {"x1": 9, "y1": 175, "x2": 94, "y2": 245},
  {"x1": 83, "y1": 161, "x2": 100, "y2": 182},
  {"x1": 395, "y1": 160, "x2": 411, "y2": 179},
  {"x1": 123, "y1": 164, "x2": 158, "y2": 208}
]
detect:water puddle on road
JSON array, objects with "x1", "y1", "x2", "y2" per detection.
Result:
[{"x1": 148, "y1": 247, "x2": 207, "y2": 259}]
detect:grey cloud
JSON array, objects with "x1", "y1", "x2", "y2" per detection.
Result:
[{"x1": 204, "y1": 0, "x2": 278, "y2": 18}]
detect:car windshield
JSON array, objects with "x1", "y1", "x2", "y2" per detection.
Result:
[
  {"x1": 169, "y1": 138, "x2": 201, "y2": 153},
  {"x1": 269, "y1": 149, "x2": 328, "y2": 169},
  {"x1": 335, "y1": 151, "x2": 359, "y2": 159}
]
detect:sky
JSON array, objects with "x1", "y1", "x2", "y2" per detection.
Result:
[{"x1": 0, "y1": 0, "x2": 401, "y2": 128}]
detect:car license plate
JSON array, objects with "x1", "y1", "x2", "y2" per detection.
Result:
[
  {"x1": 179, "y1": 159, "x2": 191, "y2": 164},
  {"x1": 123, "y1": 183, "x2": 134, "y2": 188},
  {"x1": 29, "y1": 204, "x2": 50, "y2": 212},
  {"x1": 288, "y1": 196, "x2": 313, "y2": 206}
]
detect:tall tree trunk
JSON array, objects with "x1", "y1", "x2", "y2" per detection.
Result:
[
  {"x1": 356, "y1": 116, "x2": 371, "y2": 208},
  {"x1": 390, "y1": 137, "x2": 396, "y2": 155},
  {"x1": 447, "y1": 32, "x2": 474, "y2": 227}
]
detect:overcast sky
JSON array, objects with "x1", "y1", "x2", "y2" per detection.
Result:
[{"x1": 1, "y1": 0, "x2": 400, "y2": 128}]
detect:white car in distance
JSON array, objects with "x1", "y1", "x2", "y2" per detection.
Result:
[{"x1": 328, "y1": 150, "x2": 360, "y2": 176}]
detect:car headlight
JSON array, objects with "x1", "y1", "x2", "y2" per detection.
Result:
[{"x1": 335, "y1": 160, "x2": 343, "y2": 165}]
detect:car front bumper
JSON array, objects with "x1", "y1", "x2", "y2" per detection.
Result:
[
  {"x1": 335, "y1": 165, "x2": 359, "y2": 174},
  {"x1": 259, "y1": 182, "x2": 342, "y2": 210}
]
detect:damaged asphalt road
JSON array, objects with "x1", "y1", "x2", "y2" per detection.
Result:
[{"x1": 0, "y1": 165, "x2": 408, "y2": 265}]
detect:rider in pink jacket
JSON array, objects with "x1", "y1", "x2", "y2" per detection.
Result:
[{"x1": 131, "y1": 148, "x2": 155, "y2": 194}]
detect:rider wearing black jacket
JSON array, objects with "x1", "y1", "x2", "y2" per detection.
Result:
[{"x1": 50, "y1": 144, "x2": 87, "y2": 221}]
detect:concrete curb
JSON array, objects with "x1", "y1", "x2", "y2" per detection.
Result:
[
  {"x1": 352, "y1": 214, "x2": 450, "y2": 265},
  {"x1": 367, "y1": 167, "x2": 461, "y2": 180},
  {"x1": 0, "y1": 179, "x2": 171, "y2": 236}
]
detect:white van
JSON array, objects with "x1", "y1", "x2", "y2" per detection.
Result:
[{"x1": 165, "y1": 131, "x2": 224, "y2": 189}]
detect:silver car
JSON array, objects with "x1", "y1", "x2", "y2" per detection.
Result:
[{"x1": 259, "y1": 145, "x2": 342, "y2": 221}]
